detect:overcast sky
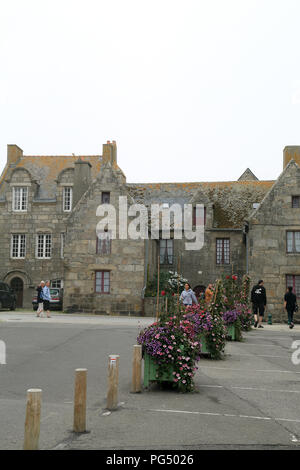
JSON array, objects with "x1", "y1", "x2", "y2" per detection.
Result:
[{"x1": 1, "y1": 0, "x2": 300, "y2": 183}]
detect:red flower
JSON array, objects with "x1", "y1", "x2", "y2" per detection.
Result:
[
  {"x1": 161, "y1": 290, "x2": 166, "y2": 296},
  {"x1": 226, "y1": 276, "x2": 230, "y2": 279},
  {"x1": 232, "y1": 275, "x2": 237, "y2": 281}
]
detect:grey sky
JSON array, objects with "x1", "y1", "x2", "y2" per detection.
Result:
[{"x1": 1, "y1": 0, "x2": 300, "y2": 183}]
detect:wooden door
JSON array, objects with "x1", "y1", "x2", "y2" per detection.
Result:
[{"x1": 11, "y1": 277, "x2": 23, "y2": 308}]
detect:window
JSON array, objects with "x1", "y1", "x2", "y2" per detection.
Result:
[
  {"x1": 36, "y1": 234, "x2": 52, "y2": 259},
  {"x1": 286, "y1": 275, "x2": 300, "y2": 298},
  {"x1": 287, "y1": 231, "x2": 300, "y2": 253},
  {"x1": 13, "y1": 187, "x2": 28, "y2": 211},
  {"x1": 51, "y1": 280, "x2": 62, "y2": 288},
  {"x1": 101, "y1": 192, "x2": 110, "y2": 204},
  {"x1": 216, "y1": 238, "x2": 230, "y2": 265},
  {"x1": 63, "y1": 187, "x2": 73, "y2": 212},
  {"x1": 95, "y1": 271, "x2": 110, "y2": 293},
  {"x1": 292, "y1": 196, "x2": 300, "y2": 208},
  {"x1": 193, "y1": 206, "x2": 206, "y2": 226},
  {"x1": 159, "y1": 239, "x2": 173, "y2": 265},
  {"x1": 97, "y1": 231, "x2": 111, "y2": 255},
  {"x1": 11, "y1": 234, "x2": 26, "y2": 258}
]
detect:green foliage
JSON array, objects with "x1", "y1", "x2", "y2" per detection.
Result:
[{"x1": 145, "y1": 270, "x2": 188, "y2": 297}]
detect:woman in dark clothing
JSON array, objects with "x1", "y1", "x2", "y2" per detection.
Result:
[
  {"x1": 284, "y1": 286, "x2": 297, "y2": 329},
  {"x1": 36, "y1": 281, "x2": 45, "y2": 318}
]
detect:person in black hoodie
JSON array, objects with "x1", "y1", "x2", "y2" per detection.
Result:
[
  {"x1": 251, "y1": 280, "x2": 267, "y2": 328},
  {"x1": 284, "y1": 286, "x2": 297, "y2": 329}
]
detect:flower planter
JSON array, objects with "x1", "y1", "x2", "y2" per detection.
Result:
[
  {"x1": 226, "y1": 323, "x2": 242, "y2": 341},
  {"x1": 143, "y1": 352, "x2": 175, "y2": 388},
  {"x1": 199, "y1": 333, "x2": 209, "y2": 354}
]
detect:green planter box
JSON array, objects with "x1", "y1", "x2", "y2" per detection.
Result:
[
  {"x1": 143, "y1": 353, "x2": 175, "y2": 388},
  {"x1": 227, "y1": 324, "x2": 236, "y2": 340},
  {"x1": 226, "y1": 323, "x2": 242, "y2": 341},
  {"x1": 199, "y1": 333, "x2": 209, "y2": 354}
]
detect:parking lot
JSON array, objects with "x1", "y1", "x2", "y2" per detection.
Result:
[{"x1": 0, "y1": 311, "x2": 300, "y2": 450}]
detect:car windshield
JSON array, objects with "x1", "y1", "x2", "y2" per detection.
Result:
[{"x1": 50, "y1": 289, "x2": 59, "y2": 296}]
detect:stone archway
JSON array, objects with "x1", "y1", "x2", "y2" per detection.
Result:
[
  {"x1": 193, "y1": 285, "x2": 206, "y2": 299},
  {"x1": 3, "y1": 271, "x2": 31, "y2": 309},
  {"x1": 10, "y1": 277, "x2": 24, "y2": 307}
]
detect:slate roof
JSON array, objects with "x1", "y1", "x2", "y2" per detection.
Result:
[
  {"x1": 126, "y1": 180, "x2": 274, "y2": 228},
  {"x1": 0, "y1": 152, "x2": 275, "y2": 228}
]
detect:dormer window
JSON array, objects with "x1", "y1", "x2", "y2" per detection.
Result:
[
  {"x1": 63, "y1": 187, "x2": 73, "y2": 212},
  {"x1": 13, "y1": 187, "x2": 28, "y2": 212},
  {"x1": 101, "y1": 192, "x2": 110, "y2": 204}
]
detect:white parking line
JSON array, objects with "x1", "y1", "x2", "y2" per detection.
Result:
[
  {"x1": 200, "y1": 366, "x2": 300, "y2": 374},
  {"x1": 246, "y1": 336, "x2": 300, "y2": 341},
  {"x1": 227, "y1": 353, "x2": 289, "y2": 358},
  {"x1": 241, "y1": 343, "x2": 292, "y2": 347},
  {"x1": 200, "y1": 384, "x2": 300, "y2": 394},
  {"x1": 149, "y1": 408, "x2": 300, "y2": 424}
]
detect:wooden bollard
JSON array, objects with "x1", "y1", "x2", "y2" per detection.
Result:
[
  {"x1": 131, "y1": 345, "x2": 142, "y2": 393},
  {"x1": 107, "y1": 355, "x2": 120, "y2": 410},
  {"x1": 23, "y1": 389, "x2": 42, "y2": 450},
  {"x1": 73, "y1": 368, "x2": 87, "y2": 433}
]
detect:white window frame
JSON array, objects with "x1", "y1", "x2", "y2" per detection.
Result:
[
  {"x1": 12, "y1": 187, "x2": 28, "y2": 212},
  {"x1": 159, "y1": 239, "x2": 174, "y2": 265},
  {"x1": 11, "y1": 234, "x2": 26, "y2": 258},
  {"x1": 63, "y1": 187, "x2": 73, "y2": 212},
  {"x1": 51, "y1": 279, "x2": 63, "y2": 288},
  {"x1": 97, "y1": 230, "x2": 111, "y2": 255},
  {"x1": 36, "y1": 234, "x2": 52, "y2": 259}
]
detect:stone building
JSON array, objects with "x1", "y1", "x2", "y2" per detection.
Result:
[{"x1": 0, "y1": 141, "x2": 299, "y2": 320}]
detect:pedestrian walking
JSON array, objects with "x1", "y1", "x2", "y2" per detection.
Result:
[
  {"x1": 284, "y1": 286, "x2": 297, "y2": 329},
  {"x1": 36, "y1": 281, "x2": 45, "y2": 317},
  {"x1": 42, "y1": 280, "x2": 52, "y2": 318},
  {"x1": 251, "y1": 280, "x2": 267, "y2": 328},
  {"x1": 205, "y1": 284, "x2": 214, "y2": 304},
  {"x1": 180, "y1": 283, "x2": 198, "y2": 306}
]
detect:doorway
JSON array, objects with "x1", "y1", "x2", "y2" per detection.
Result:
[
  {"x1": 10, "y1": 277, "x2": 24, "y2": 308},
  {"x1": 193, "y1": 285, "x2": 206, "y2": 299}
]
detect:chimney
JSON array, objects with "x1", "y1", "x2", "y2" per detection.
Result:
[
  {"x1": 102, "y1": 140, "x2": 117, "y2": 164},
  {"x1": 7, "y1": 145, "x2": 23, "y2": 166},
  {"x1": 283, "y1": 146, "x2": 300, "y2": 169},
  {"x1": 73, "y1": 158, "x2": 92, "y2": 206}
]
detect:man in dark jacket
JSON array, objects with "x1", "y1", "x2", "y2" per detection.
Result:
[
  {"x1": 284, "y1": 286, "x2": 297, "y2": 329},
  {"x1": 251, "y1": 280, "x2": 267, "y2": 328}
]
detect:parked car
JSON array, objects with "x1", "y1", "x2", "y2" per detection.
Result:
[
  {"x1": 0, "y1": 282, "x2": 17, "y2": 310},
  {"x1": 32, "y1": 287, "x2": 63, "y2": 311}
]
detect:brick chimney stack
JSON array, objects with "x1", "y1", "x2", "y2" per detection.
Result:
[
  {"x1": 102, "y1": 140, "x2": 117, "y2": 164},
  {"x1": 283, "y1": 146, "x2": 300, "y2": 169},
  {"x1": 7, "y1": 145, "x2": 23, "y2": 166},
  {"x1": 73, "y1": 158, "x2": 92, "y2": 206}
]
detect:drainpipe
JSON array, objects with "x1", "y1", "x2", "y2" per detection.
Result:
[
  {"x1": 141, "y1": 239, "x2": 149, "y2": 316},
  {"x1": 244, "y1": 222, "x2": 249, "y2": 274}
]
